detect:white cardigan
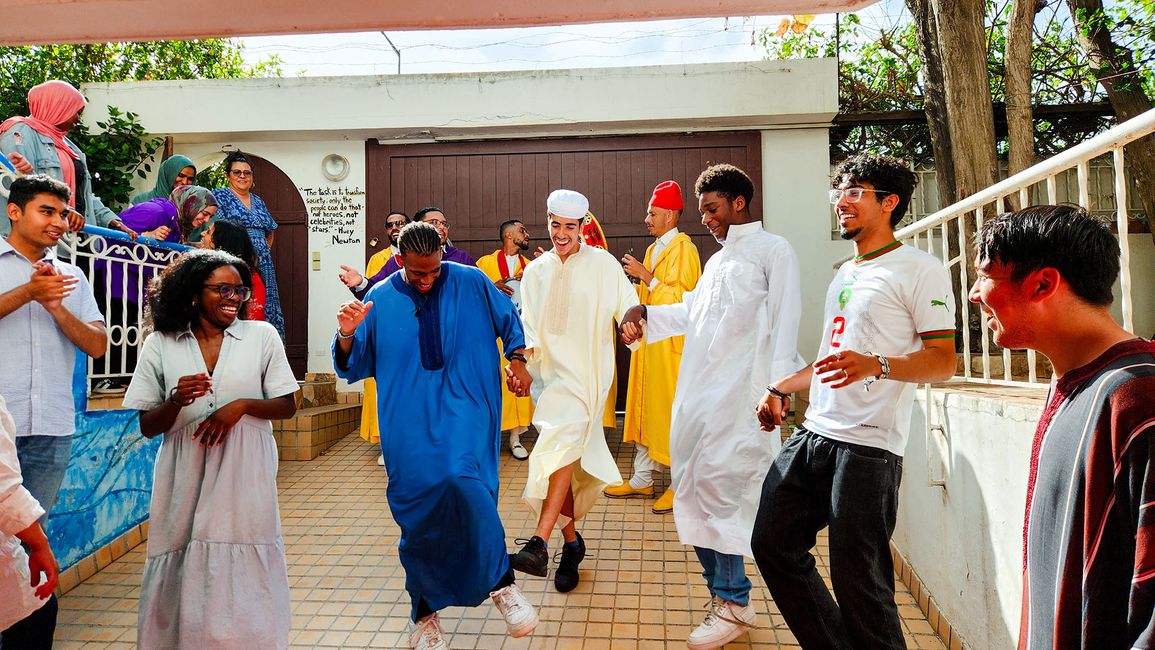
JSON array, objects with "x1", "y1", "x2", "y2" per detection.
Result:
[{"x1": 0, "y1": 395, "x2": 47, "y2": 631}]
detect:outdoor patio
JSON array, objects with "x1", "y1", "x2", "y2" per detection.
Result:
[{"x1": 52, "y1": 426, "x2": 947, "y2": 649}]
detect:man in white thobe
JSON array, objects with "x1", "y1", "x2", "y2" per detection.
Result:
[
  {"x1": 508, "y1": 189, "x2": 640, "y2": 594},
  {"x1": 621, "y1": 164, "x2": 804, "y2": 650}
]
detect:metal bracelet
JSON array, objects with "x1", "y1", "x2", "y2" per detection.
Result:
[
  {"x1": 336, "y1": 329, "x2": 355, "y2": 341},
  {"x1": 766, "y1": 385, "x2": 789, "y2": 400}
]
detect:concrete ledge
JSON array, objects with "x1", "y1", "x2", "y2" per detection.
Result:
[
  {"x1": 57, "y1": 520, "x2": 149, "y2": 596},
  {"x1": 274, "y1": 402, "x2": 361, "y2": 460}
]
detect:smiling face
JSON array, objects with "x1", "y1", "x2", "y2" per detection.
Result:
[
  {"x1": 7, "y1": 192, "x2": 71, "y2": 250},
  {"x1": 548, "y1": 214, "x2": 582, "y2": 259},
  {"x1": 173, "y1": 166, "x2": 197, "y2": 189},
  {"x1": 508, "y1": 221, "x2": 530, "y2": 250},
  {"x1": 968, "y1": 257, "x2": 1035, "y2": 349},
  {"x1": 227, "y1": 161, "x2": 254, "y2": 192},
  {"x1": 198, "y1": 265, "x2": 246, "y2": 329},
  {"x1": 832, "y1": 180, "x2": 895, "y2": 242},
  {"x1": 698, "y1": 191, "x2": 745, "y2": 242},
  {"x1": 420, "y1": 211, "x2": 450, "y2": 246},
  {"x1": 400, "y1": 251, "x2": 443, "y2": 294},
  {"x1": 385, "y1": 213, "x2": 409, "y2": 246}
]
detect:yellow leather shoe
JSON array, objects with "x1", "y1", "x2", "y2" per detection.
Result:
[
  {"x1": 652, "y1": 488, "x2": 675, "y2": 514},
  {"x1": 603, "y1": 483, "x2": 654, "y2": 498}
]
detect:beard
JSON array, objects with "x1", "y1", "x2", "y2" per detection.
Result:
[
  {"x1": 390, "y1": 233, "x2": 401, "y2": 246},
  {"x1": 516, "y1": 239, "x2": 529, "y2": 251},
  {"x1": 839, "y1": 225, "x2": 861, "y2": 241}
]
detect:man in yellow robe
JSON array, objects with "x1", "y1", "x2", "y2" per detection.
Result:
[
  {"x1": 476, "y1": 219, "x2": 535, "y2": 460},
  {"x1": 351, "y1": 211, "x2": 408, "y2": 465},
  {"x1": 608, "y1": 181, "x2": 701, "y2": 513}
]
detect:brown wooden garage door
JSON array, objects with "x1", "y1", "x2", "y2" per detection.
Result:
[
  {"x1": 365, "y1": 132, "x2": 762, "y2": 263},
  {"x1": 364, "y1": 132, "x2": 763, "y2": 408}
]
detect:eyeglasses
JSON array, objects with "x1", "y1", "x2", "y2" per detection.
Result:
[
  {"x1": 424, "y1": 219, "x2": 449, "y2": 227},
  {"x1": 829, "y1": 188, "x2": 891, "y2": 204},
  {"x1": 386, "y1": 221, "x2": 407, "y2": 229},
  {"x1": 202, "y1": 284, "x2": 252, "y2": 302},
  {"x1": 229, "y1": 170, "x2": 254, "y2": 177}
]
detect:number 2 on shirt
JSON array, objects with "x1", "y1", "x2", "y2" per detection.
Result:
[{"x1": 829, "y1": 316, "x2": 846, "y2": 349}]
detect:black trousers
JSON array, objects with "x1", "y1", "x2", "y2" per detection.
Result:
[
  {"x1": 751, "y1": 428, "x2": 906, "y2": 650},
  {"x1": 2, "y1": 595, "x2": 58, "y2": 650}
]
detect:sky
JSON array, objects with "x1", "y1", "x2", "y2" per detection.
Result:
[{"x1": 239, "y1": 0, "x2": 912, "y2": 77}]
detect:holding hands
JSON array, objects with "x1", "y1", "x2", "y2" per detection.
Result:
[
  {"x1": 755, "y1": 390, "x2": 791, "y2": 432},
  {"x1": 619, "y1": 304, "x2": 647, "y2": 345},
  {"x1": 505, "y1": 353, "x2": 533, "y2": 397}
]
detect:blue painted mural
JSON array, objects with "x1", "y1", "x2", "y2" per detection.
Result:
[{"x1": 49, "y1": 349, "x2": 158, "y2": 569}]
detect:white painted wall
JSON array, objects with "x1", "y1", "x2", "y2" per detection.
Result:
[
  {"x1": 176, "y1": 140, "x2": 369, "y2": 375},
  {"x1": 896, "y1": 386, "x2": 1044, "y2": 650}
]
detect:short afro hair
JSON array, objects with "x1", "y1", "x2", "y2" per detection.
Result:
[{"x1": 694, "y1": 164, "x2": 754, "y2": 206}]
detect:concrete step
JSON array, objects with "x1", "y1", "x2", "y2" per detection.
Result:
[
  {"x1": 274, "y1": 401, "x2": 362, "y2": 460},
  {"x1": 298, "y1": 372, "x2": 339, "y2": 408}
]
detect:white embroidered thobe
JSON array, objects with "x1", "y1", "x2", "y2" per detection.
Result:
[
  {"x1": 0, "y1": 395, "x2": 47, "y2": 631},
  {"x1": 520, "y1": 244, "x2": 640, "y2": 521},
  {"x1": 645, "y1": 221, "x2": 805, "y2": 557}
]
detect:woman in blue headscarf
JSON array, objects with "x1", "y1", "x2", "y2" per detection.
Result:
[{"x1": 130, "y1": 154, "x2": 197, "y2": 205}]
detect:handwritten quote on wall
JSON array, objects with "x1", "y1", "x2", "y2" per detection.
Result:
[{"x1": 300, "y1": 186, "x2": 364, "y2": 245}]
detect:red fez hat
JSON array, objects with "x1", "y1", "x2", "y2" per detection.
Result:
[{"x1": 650, "y1": 180, "x2": 683, "y2": 211}]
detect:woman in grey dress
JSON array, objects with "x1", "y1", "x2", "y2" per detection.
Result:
[{"x1": 124, "y1": 249, "x2": 298, "y2": 649}]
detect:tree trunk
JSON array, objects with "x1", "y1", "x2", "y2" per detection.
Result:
[
  {"x1": 906, "y1": 0, "x2": 957, "y2": 208},
  {"x1": 1005, "y1": 0, "x2": 1041, "y2": 203},
  {"x1": 1067, "y1": 0, "x2": 1155, "y2": 245},
  {"x1": 930, "y1": 0, "x2": 1000, "y2": 201}
]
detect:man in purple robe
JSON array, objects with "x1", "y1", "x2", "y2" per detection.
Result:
[{"x1": 340, "y1": 207, "x2": 476, "y2": 300}]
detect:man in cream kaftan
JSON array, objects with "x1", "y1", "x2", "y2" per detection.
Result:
[
  {"x1": 519, "y1": 242, "x2": 639, "y2": 521},
  {"x1": 509, "y1": 189, "x2": 639, "y2": 594}
]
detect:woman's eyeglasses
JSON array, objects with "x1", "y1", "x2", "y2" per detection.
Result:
[
  {"x1": 229, "y1": 170, "x2": 254, "y2": 178},
  {"x1": 202, "y1": 284, "x2": 252, "y2": 302}
]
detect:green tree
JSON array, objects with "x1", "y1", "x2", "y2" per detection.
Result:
[{"x1": 1, "y1": 40, "x2": 281, "y2": 209}]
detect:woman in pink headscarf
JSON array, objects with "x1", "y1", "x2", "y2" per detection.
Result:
[{"x1": 0, "y1": 80, "x2": 135, "y2": 239}]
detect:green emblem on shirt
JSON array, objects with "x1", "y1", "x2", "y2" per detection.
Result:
[{"x1": 931, "y1": 298, "x2": 949, "y2": 310}]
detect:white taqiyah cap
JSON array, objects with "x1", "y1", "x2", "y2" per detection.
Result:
[{"x1": 546, "y1": 189, "x2": 589, "y2": 220}]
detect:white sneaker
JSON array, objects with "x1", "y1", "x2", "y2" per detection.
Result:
[
  {"x1": 377, "y1": 454, "x2": 385, "y2": 466},
  {"x1": 686, "y1": 598, "x2": 756, "y2": 650},
  {"x1": 410, "y1": 612, "x2": 449, "y2": 649},
  {"x1": 490, "y1": 584, "x2": 539, "y2": 638},
  {"x1": 509, "y1": 432, "x2": 529, "y2": 460}
]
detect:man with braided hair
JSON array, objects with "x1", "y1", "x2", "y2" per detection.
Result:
[{"x1": 333, "y1": 221, "x2": 538, "y2": 649}]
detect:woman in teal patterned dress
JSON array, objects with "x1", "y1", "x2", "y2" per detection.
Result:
[{"x1": 211, "y1": 151, "x2": 285, "y2": 336}]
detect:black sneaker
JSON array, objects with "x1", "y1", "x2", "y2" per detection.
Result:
[
  {"x1": 554, "y1": 532, "x2": 585, "y2": 593},
  {"x1": 510, "y1": 536, "x2": 549, "y2": 577}
]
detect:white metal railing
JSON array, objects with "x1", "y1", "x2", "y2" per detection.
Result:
[
  {"x1": 863, "y1": 107, "x2": 1155, "y2": 385},
  {"x1": 60, "y1": 225, "x2": 191, "y2": 396}
]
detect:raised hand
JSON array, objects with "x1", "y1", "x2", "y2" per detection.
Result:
[
  {"x1": 533, "y1": 246, "x2": 547, "y2": 259},
  {"x1": 621, "y1": 254, "x2": 653, "y2": 285},
  {"x1": 338, "y1": 265, "x2": 365, "y2": 289},
  {"x1": 337, "y1": 300, "x2": 373, "y2": 336},
  {"x1": 65, "y1": 208, "x2": 85, "y2": 232}
]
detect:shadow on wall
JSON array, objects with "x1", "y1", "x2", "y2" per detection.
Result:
[{"x1": 49, "y1": 353, "x2": 157, "y2": 569}]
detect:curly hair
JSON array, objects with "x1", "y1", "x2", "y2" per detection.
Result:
[
  {"x1": 694, "y1": 164, "x2": 755, "y2": 206},
  {"x1": 147, "y1": 249, "x2": 252, "y2": 334},
  {"x1": 398, "y1": 222, "x2": 443, "y2": 256},
  {"x1": 831, "y1": 155, "x2": 918, "y2": 227},
  {"x1": 207, "y1": 220, "x2": 258, "y2": 270}
]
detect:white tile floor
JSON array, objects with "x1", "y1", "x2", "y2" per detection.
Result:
[{"x1": 54, "y1": 427, "x2": 947, "y2": 649}]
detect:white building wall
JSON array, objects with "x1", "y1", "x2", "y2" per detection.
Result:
[{"x1": 896, "y1": 387, "x2": 1044, "y2": 650}]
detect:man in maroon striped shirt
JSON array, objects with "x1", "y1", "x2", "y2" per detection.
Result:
[{"x1": 969, "y1": 204, "x2": 1155, "y2": 650}]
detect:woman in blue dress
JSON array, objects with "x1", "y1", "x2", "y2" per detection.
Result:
[{"x1": 211, "y1": 151, "x2": 285, "y2": 336}]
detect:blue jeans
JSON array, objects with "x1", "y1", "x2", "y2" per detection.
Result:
[
  {"x1": 14, "y1": 435, "x2": 73, "y2": 528},
  {"x1": 751, "y1": 428, "x2": 906, "y2": 650},
  {"x1": 693, "y1": 547, "x2": 751, "y2": 606}
]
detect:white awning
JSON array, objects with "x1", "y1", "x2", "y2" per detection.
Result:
[{"x1": 0, "y1": 0, "x2": 877, "y2": 45}]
